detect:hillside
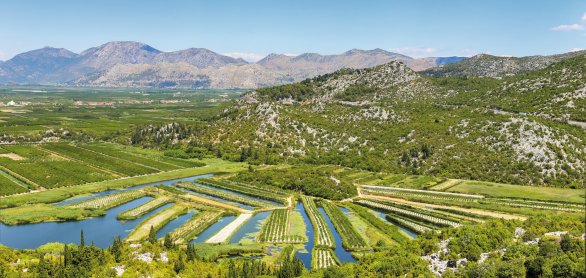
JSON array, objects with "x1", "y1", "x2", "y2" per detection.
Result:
[
  {"x1": 422, "y1": 50, "x2": 586, "y2": 78},
  {"x1": 131, "y1": 54, "x2": 586, "y2": 188}
]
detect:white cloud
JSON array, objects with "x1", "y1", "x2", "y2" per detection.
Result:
[
  {"x1": 390, "y1": 47, "x2": 437, "y2": 58},
  {"x1": 582, "y1": 12, "x2": 586, "y2": 21},
  {"x1": 0, "y1": 51, "x2": 8, "y2": 61},
  {"x1": 570, "y1": 47, "x2": 585, "y2": 52},
  {"x1": 551, "y1": 24, "x2": 585, "y2": 31},
  {"x1": 221, "y1": 52, "x2": 266, "y2": 62}
]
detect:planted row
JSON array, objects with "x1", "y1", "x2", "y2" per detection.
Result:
[
  {"x1": 385, "y1": 214, "x2": 433, "y2": 234},
  {"x1": 356, "y1": 199, "x2": 461, "y2": 228},
  {"x1": 312, "y1": 248, "x2": 339, "y2": 269},
  {"x1": 319, "y1": 201, "x2": 367, "y2": 250},
  {"x1": 258, "y1": 209, "x2": 304, "y2": 243},
  {"x1": 170, "y1": 210, "x2": 223, "y2": 244},
  {"x1": 117, "y1": 196, "x2": 171, "y2": 220},
  {"x1": 175, "y1": 182, "x2": 276, "y2": 208},
  {"x1": 68, "y1": 190, "x2": 146, "y2": 210},
  {"x1": 41, "y1": 143, "x2": 156, "y2": 177},
  {"x1": 301, "y1": 196, "x2": 334, "y2": 248},
  {"x1": 198, "y1": 179, "x2": 288, "y2": 205}
]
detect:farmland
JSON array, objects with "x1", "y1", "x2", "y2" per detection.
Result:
[
  {"x1": 117, "y1": 196, "x2": 171, "y2": 220},
  {"x1": 301, "y1": 196, "x2": 334, "y2": 248},
  {"x1": 126, "y1": 204, "x2": 188, "y2": 241},
  {"x1": 258, "y1": 209, "x2": 305, "y2": 243},
  {"x1": 319, "y1": 201, "x2": 367, "y2": 250},
  {"x1": 174, "y1": 181, "x2": 278, "y2": 209}
]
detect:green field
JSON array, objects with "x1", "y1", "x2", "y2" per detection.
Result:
[{"x1": 447, "y1": 180, "x2": 585, "y2": 203}]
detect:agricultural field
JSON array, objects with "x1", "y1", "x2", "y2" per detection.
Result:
[
  {"x1": 257, "y1": 209, "x2": 305, "y2": 243},
  {"x1": 0, "y1": 142, "x2": 208, "y2": 194},
  {"x1": 174, "y1": 181, "x2": 278, "y2": 209},
  {"x1": 300, "y1": 196, "x2": 335, "y2": 248},
  {"x1": 68, "y1": 190, "x2": 147, "y2": 210},
  {"x1": 117, "y1": 196, "x2": 171, "y2": 220},
  {"x1": 319, "y1": 201, "x2": 368, "y2": 250},
  {"x1": 126, "y1": 204, "x2": 188, "y2": 241},
  {"x1": 312, "y1": 248, "x2": 338, "y2": 269},
  {"x1": 170, "y1": 211, "x2": 224, "y2": 244},
  {"x1": 197, "y1": 178, "x2": 289, "y2": 205}
]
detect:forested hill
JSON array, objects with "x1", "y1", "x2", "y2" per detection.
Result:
[{"x1": 133, "y1": 54, "x2": 586, "y2": 188}]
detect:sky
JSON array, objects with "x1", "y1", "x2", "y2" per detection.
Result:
[{"x1": 0, "y1": 0, "x2": 585, "y2": 61}]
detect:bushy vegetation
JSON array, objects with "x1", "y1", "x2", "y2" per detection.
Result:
[{"x1": 231, "y1": 166, "x2": 356, "y2": 200}]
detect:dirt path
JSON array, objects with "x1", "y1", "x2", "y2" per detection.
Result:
[
  {"x1": 206, "y1": 213, "x2": 252, "y2": 243},
  {"x1": 358, "y1": 188, "x2": 526, "y2": 220}
]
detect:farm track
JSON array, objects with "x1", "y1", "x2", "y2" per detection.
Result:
[{"x1": 206, "y1": 213, "x2": 252, "y2": 243}]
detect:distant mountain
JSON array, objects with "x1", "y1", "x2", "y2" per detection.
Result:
[
  {"x1": 0, "y1": 41, "x2": 247, "y2": 85},
  {"x1": 4, "y1": 41, "x2": 576, "y2": 88},
  {"x1": 0, "y1": 47, "x2": 79, "y2": 83},
  {"x1": 422, "y1": 51, "x2": 586, "y2": 77}
]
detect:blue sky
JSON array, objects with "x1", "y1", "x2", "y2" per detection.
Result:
[{"x1": 0, "y1": 0, "x2": 585, "y2": 61}]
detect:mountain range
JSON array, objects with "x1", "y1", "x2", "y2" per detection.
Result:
[
  {"x1": 1, "y1": 41, "x2": 582, "y2": 89},
  {"x1": 0, "y1": 41, "x2": 465, "y2": 88}
]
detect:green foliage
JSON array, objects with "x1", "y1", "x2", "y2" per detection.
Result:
[{"x1": 231, "y1": 166, "x2": 356, "y2": 200}]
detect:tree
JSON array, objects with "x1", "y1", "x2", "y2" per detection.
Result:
[
  {"x1": 148, "y1": 226, "x2": 157, "y2": 244},
  {"x1": 80, "y1": 229, "x2": 85, "y2": 248},
  {"x1": 164, "y1": 233, "x2": 174, "y2": 249},
  {"x1": 110, "y1": 236, "x2": 123, "y2": 263}
]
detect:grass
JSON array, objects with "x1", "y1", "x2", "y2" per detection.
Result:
[
  {"x1": 343, "y1": 208, "x2": 393, "y2": 247},
  {"x1": 126, "y1": 204, "x2": 188, "y2": 241},
  {"x1": 447, "y1": 181, "x2": 585, "y2": 203},
  {"x1": 0, "y1": 158, "x2": 246, "y2": 209},
  {"x1": 189, "y1": 243, "x2": 264, "y2": 261},
  {"x1": 0, "y1": 204, "x2": 103, "y2": 225}
]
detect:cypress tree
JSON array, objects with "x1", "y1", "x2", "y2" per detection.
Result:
[
  {"x1": 80, "y1": 230, "x2": 85, "y2": 248},
  {"x1": 148, "y1": 226, "x2": 157, "y2": 244}
]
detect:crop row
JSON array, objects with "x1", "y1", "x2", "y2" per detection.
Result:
[
  {"x1": 385, "y1": 214, "x2": 433, "y2": 234},
  {"x1": 319, "y1": 201, "x2": 367, "y2": 250},
  {"x1": 198, "y1": 179, "x2": 288, "y2": 205},
  {"x1": 78, "y1": 144, "x2": 181, "y2": 172},
  {"x1": 126, "y1": 205, "x2": 188, "y2": 241},
  {"x1": 170, "y1": 211, "x2": 224, "y2": 244},
  {"x1": 175, "y1": 182, "x2": 276, "y2": 208},
  {"x1": 0, "y1": 145, "x2": 114, "y2": 188},
  {"x1": 361, "y1": 185, "x2": 484, "y2": 198},
  {"x1": 301, "y1": 196, "x2": 334, "y2": 248},
  {"x1": 481, "y1": 200, "x2": 584, "y2": 212},
  {"x1": 41, "y1": 143, "x2": 157, "y2": 177},
  {"x1": 362, "y1": 188, "x2": 478, "y2": 203},
  {"x1": 68, "y1": 190, "x2": 146, "y2": 210},
  {"x1": 312, "y1": 248, "x2": 338, "y2": 269},
  {"x1": 356, "y1": 200, "x2": 461, "y2": 228},
  {"x1": 117, "y1": 196, "x2": 171, "y2": 220},
  {"x1": 257, "y1": 209, "x2": 304, "y2": 243}
]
